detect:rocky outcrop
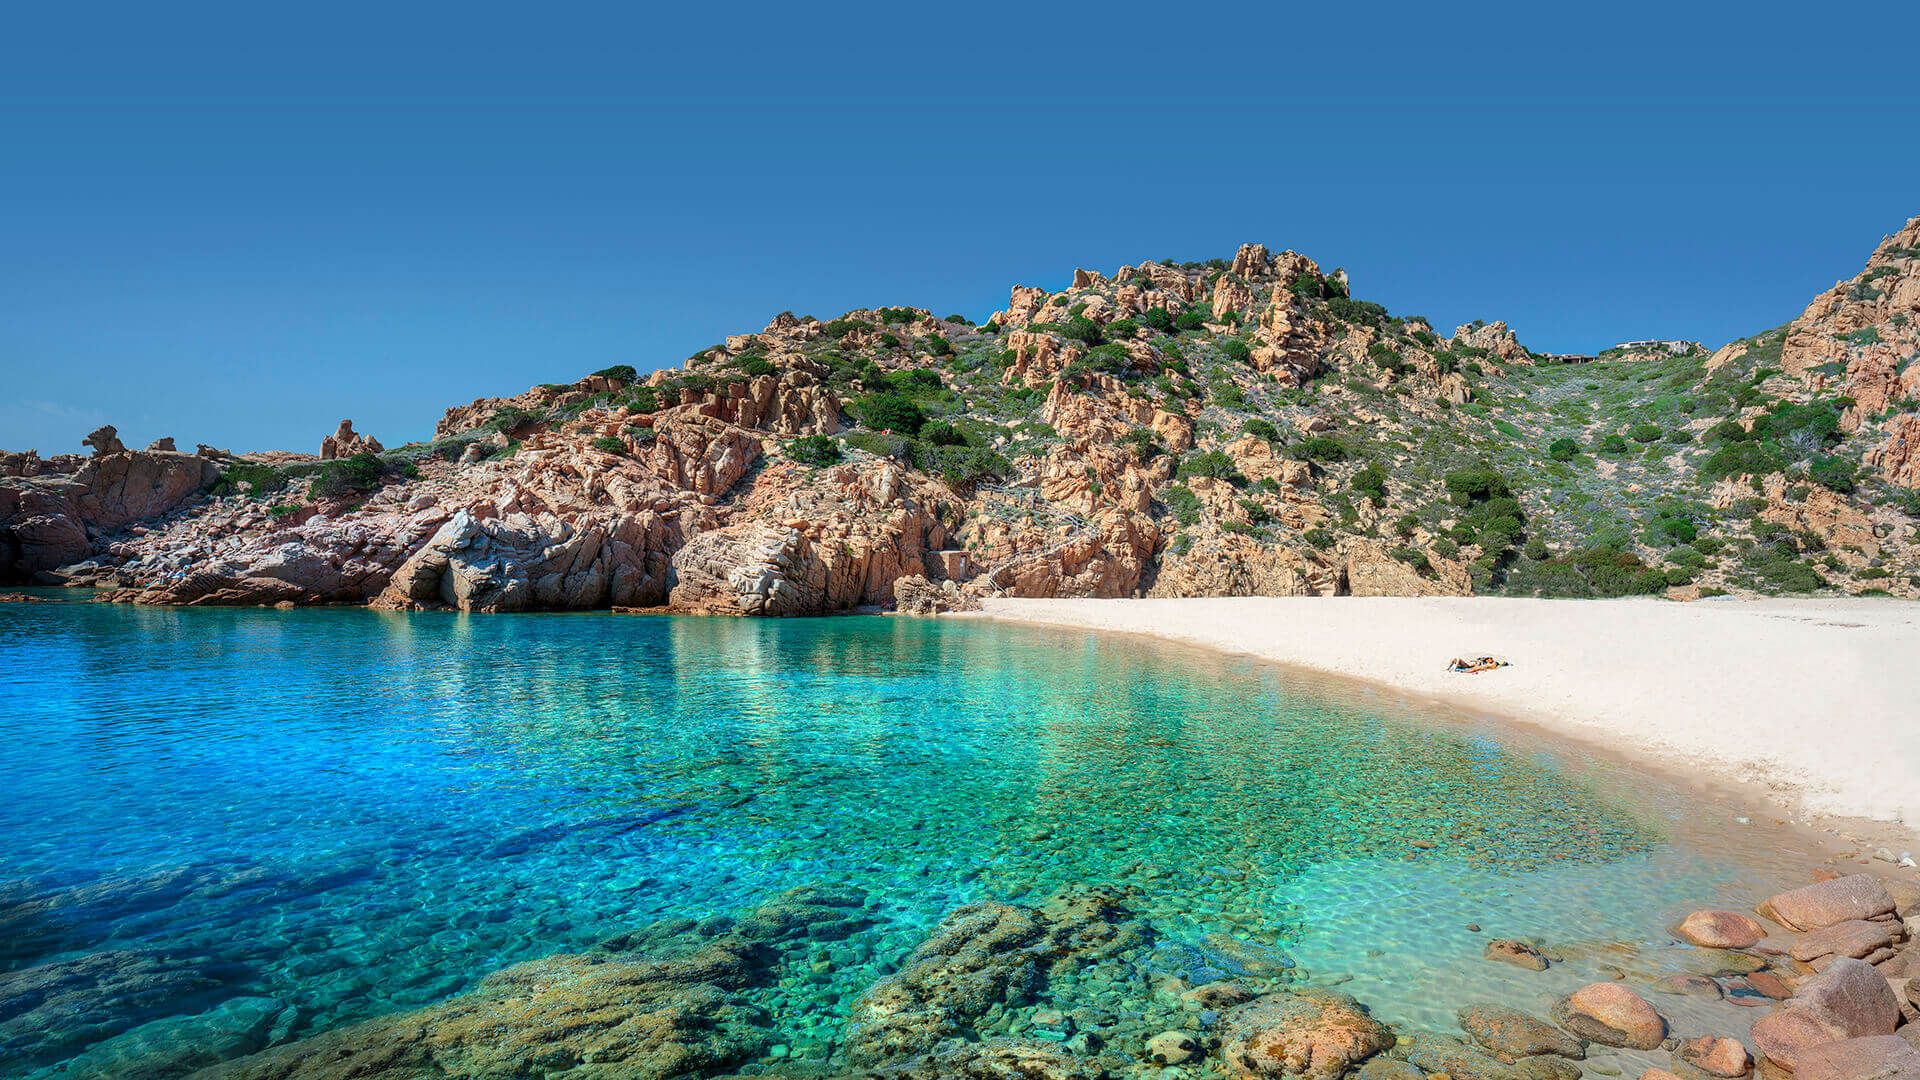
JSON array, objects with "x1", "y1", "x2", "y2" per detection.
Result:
[
  {"x1": 1452, "y1": 321, "x2": 1530, "y2": 361},
  {"x1": 317, "y1": 420, "x2": 382, "y2": 459},
  {"x1": 1, "y1": 446, "x2": 221, "y2": 582},
  {"x1": 83, "y1": 425, "x2": 126, "y2": 455}
]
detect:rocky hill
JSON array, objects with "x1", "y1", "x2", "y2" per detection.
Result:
[{"x1": 6, "y1": 216, "x2": 1919, "y2": 613}]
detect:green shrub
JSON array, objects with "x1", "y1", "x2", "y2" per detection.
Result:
[
  {"x1": 1161, "y1": 485, "x2": 1202, "y2": 526},
  {"x1": 1809, "y1": 456, "x2": 1858, "y2": 493},
  {"x1": 1105, "y1": 318, "x2": 1140, "y2": 339},
  {"x1": 1325, "y1": 298, "x2": 1388, "y2": 325},
  {"x1": 1627, "y1": 422, "x2": 1663, "y2": 443},
  {"x1": 1596, "y1": 433, "x2": 1629, "y2": 455},
  {"x1": 591, "y1": 364, "x2": 638, "y2": 382},
  {"x1": 1350, "y1": 462, "x2": 1387, "y2": 505},
  {"x1": 1443, "y1": 467, "x2": 1511, "y2": 503},
  {"x1": 1238, "y1": 498, "x2": 1273, "y2": 524},
  {"x1": 1523, "y1": 536, "x2": 1548, "y2": 561},
  {"x1": 920, "y1": 421, "x2": 968, "y2": 447},
  {"x1": 1141, "y1": 307, "x2": 1176, "y2": 333},
  {"x1": 824, "y1": 318, "x2": 871, "y2": 338},
  {"x1": 1508, "y1": 548, "x2": 1665, "y2": 598},
  {"x1": 1060, "y1": 316, "x2": 1105, "y2": 346},
  {"x1": 1174, "y1": 309, "x2": 1210, "y2": 332},
  {"x1": 1178, "y1": 450, "x2": 1247, "y2": 485},
  {"x1": 1211, "y1": 382, "x2": 1247, "y2": 409},
  {"x1": 1242, "y1": 418, "x2": 1279, "y2": 442},
  {"x1": 1548, "y1": 437, "x2": 1579, "y2": 461},
  {"x1": 853, "y1": 392, "x2": 927, "y2": 436},
  {"x1": 1304, "y1": 528, "x2": 1335, "y2": 549},
  {"x1": 591, "y1": 436, "x2": 626, "y2": 455},
  {"x1": 312, "y1": 452, "x2": 389, "y2": 499},
  {"x1": 1701, "y1": 439, "x2": 1784, "y2": 480},
  {"x1": 738, "y1": 357, "x2": 776, "y2": 378},
  {"x1": 1121, "y1": 427, "x2": 1166, "y2": 463},
  {"x1": 921, "y1": 335, "x2": 953, "y2": 357},
  {"x1": 1291, "y1": 437, "x2": 1348, "y2": 463}
]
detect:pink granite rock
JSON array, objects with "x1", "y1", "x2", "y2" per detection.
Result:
[
  {"x1": 1761, "y1": 876, "x2": 1898, "y2": 932},
  {"x1": 1677, "y1": 1035, "x2": 1753, "y2": 1077},
  {"x1": 1791, "y1": 1035, "x2": 1920, "y2": 1080},
  {"x1": 1678, "y1": 911, "x2": 1766, "y2": 949},
  {"x1": 1793, "y1": 921, "x2": 1897, "y2": 963},
  {"x1": 1552, "y1": 983, "x2": 1666, "y2": 1050}
]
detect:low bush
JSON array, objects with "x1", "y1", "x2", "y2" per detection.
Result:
[
  {"x1": 1291, "y1": 437, "x2": 1348, "y2": 463},
  {"x1": 852, "y1": 392, "x2": 927, "y2": 436},
  {"x1": 786, "y1": 435, "x2": 841, "y2": 467}
]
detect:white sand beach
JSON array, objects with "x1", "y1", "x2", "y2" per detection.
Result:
[{"x1": 983, "y1": 596, "x2": 1920, "y2": 833}]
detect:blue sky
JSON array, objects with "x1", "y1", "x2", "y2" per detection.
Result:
[{"x1": 4, "y1": 2, "x2": 1917, "y2": 455}]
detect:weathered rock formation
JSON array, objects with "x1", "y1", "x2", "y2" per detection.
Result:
[
  {"x1": 1, "y1": 444, "x2": 221, "y2": 582},
  {"x1": 317, "y1": 420, "x2": 382, "y2": 459}
]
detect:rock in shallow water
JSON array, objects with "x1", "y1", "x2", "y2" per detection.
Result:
[
  {"x1": 1485, "y1": 939, "x2": 1550, "y2": 971},
  {"x1": 1458, "y1": 1003, "x2": 1585, "y2": 1061},
  {"x1": 1215, "y1": 988, "x2": 1395, "y2": 1080},
  {"x1": 1675, "y1": 910, "x2": 1765, "y2": 949},
  {"x1": 1550, "y1": 983, "x2": 1666, "y2": 1050}
]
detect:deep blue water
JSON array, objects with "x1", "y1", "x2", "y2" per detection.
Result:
[{"x1": 0, "y1": 595, "x2": 1804, "y2": 1077}]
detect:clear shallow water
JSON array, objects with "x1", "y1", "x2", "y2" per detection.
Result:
[{"x1": 0, "y1": 596, "x2": 1823, "y2": 1078}]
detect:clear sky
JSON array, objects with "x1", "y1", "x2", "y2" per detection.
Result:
[{"x1": 3, "y1": 2, "x2": 1917, "y2": 455}]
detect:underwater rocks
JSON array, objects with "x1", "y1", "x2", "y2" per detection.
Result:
[
  {"x1": 187, "y1": 937, "x2": 778, "y2": 1080},
  {"x1": 1550, "y1": 983, "x2": 1667, "y2": 1050},
  {"x1": 1486, "y1": 938, "x2": 1551, "y2": 971},
  {"x1": 187, "y1": 887, "x2": 892, "y2": 1080},
  {"x1": 1215, "y1": 988, "x2": 1395, "y2": 1080},
  {"x1": 1458, "y1": 1004, "x2": 1585, "y2": 1061},
  {"x1": 0, "y1": 949, "x2": 243, "y2": 1070},
  {"x1": 841, "y1": 887, "x2": 1147, "y2": 1065},
  {"x1": 1396, "y1": 1033, "x2": 1582, "y2": 1080}
]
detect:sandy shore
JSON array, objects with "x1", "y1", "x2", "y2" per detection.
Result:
[{"x1": 982, "y1": 596, "x2": 1920, "y2": 835}]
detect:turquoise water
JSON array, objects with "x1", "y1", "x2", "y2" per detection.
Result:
[{"x1": 0, "y1": 595, "x2": 1814, "y2": 1078}]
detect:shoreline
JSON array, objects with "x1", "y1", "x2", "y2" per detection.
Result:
[{"x1": 981, "y1": 595, "x2": 1920, "y2": 852}]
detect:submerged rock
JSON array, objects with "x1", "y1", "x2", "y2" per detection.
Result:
[
  {"x1": 1458, "y1": 1004, "x2": 1584, "y2": 1061},
  {"x1": 841, "y1": 886, "x2": 1145, "y2": 1065},
  {"x1": 1397, "y1": 1032, "x2": 1581, "y2": 1080},
  {"x1": 186, "y1": 937, "x2": 777, "y2": 1079},
  {"x1": 1485, "y1": 939, "x2": 1550, "y2": 971},
  {"x1": 0, "y1": 949, "x2": 241, "y2": 1070}
]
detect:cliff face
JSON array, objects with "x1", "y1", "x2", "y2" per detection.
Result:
[
  {"x1": 1, "y1": 428, "x2": 221, "y2": 582},
  {"x1": 13, "y1": 218, "x2": 1920, "y2": 609}
]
